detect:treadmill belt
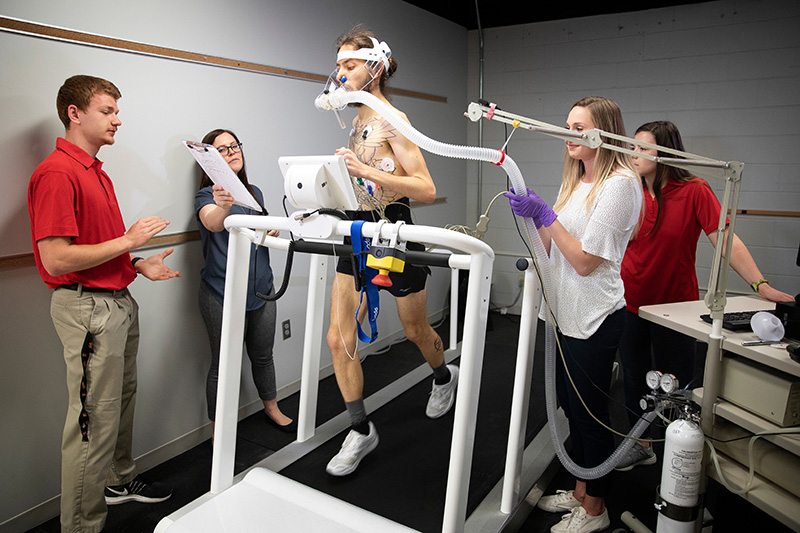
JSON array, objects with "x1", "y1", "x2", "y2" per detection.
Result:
[{"x1": 279, "y1": 314, "x2": 547, "y2": 532}]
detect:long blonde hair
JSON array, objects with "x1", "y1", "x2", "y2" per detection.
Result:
[{"x1": 553, "y1": 96, "x2": 638, "y2": 214}]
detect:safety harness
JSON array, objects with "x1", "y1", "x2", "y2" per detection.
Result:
[{"x1": 350, "y1": 220, "x2": 380, "y2": 343}]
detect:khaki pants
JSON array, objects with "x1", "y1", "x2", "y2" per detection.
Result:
[{"x1": 50, "y1": 286, "x2": 139, "y2": 533}]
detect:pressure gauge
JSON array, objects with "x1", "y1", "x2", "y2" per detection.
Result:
[
  {"x1": 659, "y1": 373, "x2": 679, "y2": 393},
  {"x1": 645, "y1": 370, "x2": 663, "y2": 390}
]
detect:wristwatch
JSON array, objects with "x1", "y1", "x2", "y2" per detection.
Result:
[{"x1": 750, "y1": 278, "x2": 769, "y2": 292}]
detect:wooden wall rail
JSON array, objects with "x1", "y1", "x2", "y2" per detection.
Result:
[
  {"x1": 2, "y1": 15, "x2": 794, "y2": 271},
  {"x1": 2, "y1": 232, "x2": 201, "y2": 271},
  {"x1": 0, "y1": 16, "x2": 447, "y2": 103},
  {"x1": 0, "y1": 15, "x2": 449, "y2": 271},
  {"x1": 4, "y1": 204, "x2": 796, "y2": 271},
  {"x1": 733, "y1": 209, "x2": 799, "y2": 217}
]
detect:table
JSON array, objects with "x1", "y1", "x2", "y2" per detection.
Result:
[{"x1": 639, "y1": 296, "x2": 800, "y2": 530}]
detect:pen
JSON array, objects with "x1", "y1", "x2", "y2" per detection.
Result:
[{"x1": 741, "y1": 340, "x2": 782, "y2": 346}]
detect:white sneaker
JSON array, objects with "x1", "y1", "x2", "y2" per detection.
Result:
[
  {"x1": 426, "y1": 365, "x2": 459, "y2": 419},
  {"x1": 326, "y1": 422, "x2": 379, "y2": 476},
  {"x1": 537, "y1": 489, "x2": 582, "y2": 513},
  {"x1": 551, "y1": 506, "x2": 610, "y2": 533}
]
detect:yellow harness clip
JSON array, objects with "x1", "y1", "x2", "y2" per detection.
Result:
[
  {"x1": 366, "y1": 219, "x2": 407, "y2": 287},
  {"x1": 367, "y1": 247, "x2": 406, "y2": 287}
]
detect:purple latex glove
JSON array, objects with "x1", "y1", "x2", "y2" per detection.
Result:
[{"x1": 504, "y1": 187, "x2": 557, "y2": 229}]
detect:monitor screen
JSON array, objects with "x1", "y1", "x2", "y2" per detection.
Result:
[{"x1": 279, "y1": 155, "x2": 358, "y2": 212}]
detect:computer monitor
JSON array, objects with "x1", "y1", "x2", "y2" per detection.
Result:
[{"x1": 279, "y1": 155, "x2": 358, "y2": 212}]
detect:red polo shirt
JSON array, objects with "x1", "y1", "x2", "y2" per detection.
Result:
[
  {"x1": 621, "y1": 178, "x2": 726, "y2": 313},
  {"x1": 28, "y1": 138, "x2": 136, "y2": 290}
]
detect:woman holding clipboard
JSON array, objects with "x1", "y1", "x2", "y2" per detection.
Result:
[{"x1": 195, "y1": 129, "x2": 294, "y2": 435}]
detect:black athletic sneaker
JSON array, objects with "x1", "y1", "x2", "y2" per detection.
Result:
[{"x1": 104, "y1": 476, "x2": 172, "y2": 505}]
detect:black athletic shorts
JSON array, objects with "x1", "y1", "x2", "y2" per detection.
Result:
[{"x1": 336, "y1": 199, "x2": 431, "y2": 297}]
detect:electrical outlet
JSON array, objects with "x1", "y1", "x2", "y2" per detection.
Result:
[{"x1": 282, "y1": 319, "x2": 291, "y2": 340}]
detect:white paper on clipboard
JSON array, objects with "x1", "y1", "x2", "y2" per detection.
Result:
[{"x1": 183, "y1": 140, "x2": 261, "y2": 211}]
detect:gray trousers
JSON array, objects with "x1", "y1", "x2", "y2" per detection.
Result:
[
  {"x1": 50, "y1": 286, "x2": 138, "y2": 533},
  {"x1": 198, "y1": 281, "x2": 278, "y2": 420}
]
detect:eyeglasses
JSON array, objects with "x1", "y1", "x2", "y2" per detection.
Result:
[{"x1": 216, "y1": 143, "x2": 243, "y2": 156}]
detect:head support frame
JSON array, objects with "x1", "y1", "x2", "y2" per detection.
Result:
[{"x1": 337, "y1": 37, "x2": 391, "y2": 72}]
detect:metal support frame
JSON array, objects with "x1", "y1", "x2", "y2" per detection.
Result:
[
  {"x1": 501, "y1": 259, "x2": 542, "y2": 512},
  {"x1": 298, "y1": 254, "x2": 328, "y2": 442},
  {"x1": 466, "y1": 102, "x2": 746, "y2": 529},
  {"x1": 196, "y1": 212, "x2": 495, "y2": 533}
]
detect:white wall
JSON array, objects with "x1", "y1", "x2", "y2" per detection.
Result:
[
  {"x1": 469, "y1": 0, "x2": 800, "y2": 311},
  {"x1": 0, "y1": 0, "x2": 468, "y2": 527},
  {"x1": 5, "y1": 0, "x2": 800, "y2": 528}
]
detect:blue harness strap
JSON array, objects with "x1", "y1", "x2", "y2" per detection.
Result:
[{"x1": 351, "y1": 220, "x2": 379, "y2": 343}]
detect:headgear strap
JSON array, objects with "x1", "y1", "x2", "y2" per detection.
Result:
[{"x1": 337, "y1": 37, "x2": 391, "y2": 72}]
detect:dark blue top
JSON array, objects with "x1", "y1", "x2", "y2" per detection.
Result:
[{"x1": 195, "y1": 185, "x2": 274, "y2": 310}]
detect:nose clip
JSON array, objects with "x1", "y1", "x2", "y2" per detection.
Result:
[{"x1": 339, "y1": 76, "x2": 347, "y2": 83}]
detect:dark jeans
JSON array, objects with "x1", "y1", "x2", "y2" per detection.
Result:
[
  {"x1": 619, "y1": 310, "x2": 697, "y2": 433},
  {"x1": 557, "y1": 307, "x2": 625, "y2": 499},
  {"x1": 198, "y1": 281, "x2": 277, "y2": 420}
]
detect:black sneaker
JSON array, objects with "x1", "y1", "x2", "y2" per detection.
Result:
[{"x1": 104, "y1": 476, "x2": 172, "y2": 505}]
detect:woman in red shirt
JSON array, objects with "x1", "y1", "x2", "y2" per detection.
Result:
[{"x1": 615, "y1": 121, "x2": 794, "y2": 471}]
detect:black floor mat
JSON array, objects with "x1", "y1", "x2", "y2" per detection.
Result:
[
  {"x1": 279, "y1": 313, "x2": 547, "y2": 533},
  {"x1": 25, "y1": 313, "x2": 547, "y2": 533}
]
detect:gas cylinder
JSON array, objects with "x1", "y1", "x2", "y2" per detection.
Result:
[{"x1": 656, "y1": 419, "x2": 704, "y2": 533}]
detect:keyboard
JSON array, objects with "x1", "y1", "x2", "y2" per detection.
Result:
[{"x1": 699, "y1": 310, "x2": 765, "y2": 332}]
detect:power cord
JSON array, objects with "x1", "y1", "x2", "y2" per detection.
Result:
[
  {"x1": 706, "y1": 428, "x2": 800, "y2": 495},
  {"x1": 443, "y1": 190, "x2": 507, "y2": 241}
]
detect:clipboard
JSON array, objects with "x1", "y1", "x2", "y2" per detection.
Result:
[{"x1": 183, "y1": 140, "x2": 262, "y2": 211}]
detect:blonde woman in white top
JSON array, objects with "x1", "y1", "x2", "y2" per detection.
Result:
[{"x1": 507, "y1": 96, "x2": 642, "y2": 533}]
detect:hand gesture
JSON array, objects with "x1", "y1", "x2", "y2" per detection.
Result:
[
  {"x1": 136, "y1": 248, "x2": 181, "y2": 281},
  {"x1": 125, "y1": 216, "x2": 169, "y2": 249}
]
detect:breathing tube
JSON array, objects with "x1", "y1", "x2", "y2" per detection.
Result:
[
  {"x1": 315, "y1": 88, "x2": 657, "y2": 479},
  {"x1": 545, "y1": 319, "x2": 663, "y2": 479}
]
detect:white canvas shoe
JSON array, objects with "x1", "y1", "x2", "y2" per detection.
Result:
[
  {"x1": 537, "y1": 489, "x2": 582, "y2": 513},
  {"x1": 550, "y1": 506, "x2": 610, "y2": 533}
]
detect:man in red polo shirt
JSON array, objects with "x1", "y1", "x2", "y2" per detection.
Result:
[{"x1": 28, "y1": 75, "x2": 180, "y2": 533}]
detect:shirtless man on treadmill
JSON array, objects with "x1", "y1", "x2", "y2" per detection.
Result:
[{"x1": 324, "y1": 25, "x2": 459, "y2": 476}]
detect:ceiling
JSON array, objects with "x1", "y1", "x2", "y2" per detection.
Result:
[{"x1": 402, "y1": 0, "x2": 711, "y2": 30}]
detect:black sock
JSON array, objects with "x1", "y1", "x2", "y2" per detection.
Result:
[
  {"x1": 432, "y1": 362, "x2": 451, "y2": 385},
  {"x1": 345, "y1": 398, "x2": 370, "y2": 434},
  {"x1": 352, "y1": 419, "x2": 371, "y2": 435}
]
